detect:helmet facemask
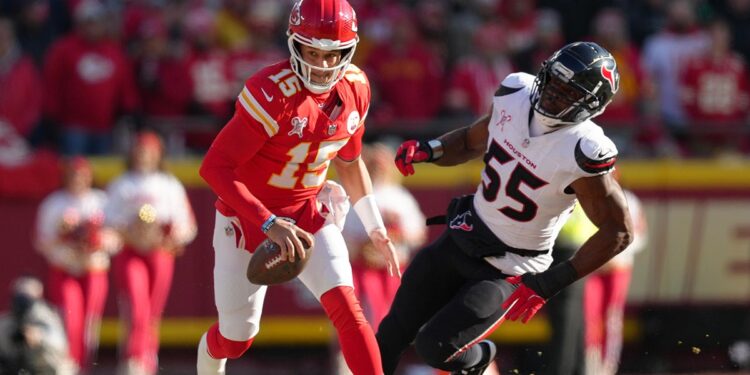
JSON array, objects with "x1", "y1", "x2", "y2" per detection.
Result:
[{"x1": 288, "y1": 33, "x2": 357, "y2": 94}]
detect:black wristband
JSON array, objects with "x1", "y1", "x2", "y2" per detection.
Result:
[
  {"x1": 521, "y1": 260, "x2": 578, "y2": 299},
  {"x1": 419, "y1": 139, "x2": 443, "y2": 162}
]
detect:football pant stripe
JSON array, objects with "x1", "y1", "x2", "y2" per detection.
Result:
[{"x1": 444, "y1": 308, "x2": 509, "y2": 362}]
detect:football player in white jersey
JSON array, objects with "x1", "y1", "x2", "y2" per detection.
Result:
[{"x1": 376, "y1": 42, "x2": 634, "y2": 375}]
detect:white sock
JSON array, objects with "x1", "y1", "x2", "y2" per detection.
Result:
[{"x1": 197, "y1": 332, "x2": 227, "y2": 375}]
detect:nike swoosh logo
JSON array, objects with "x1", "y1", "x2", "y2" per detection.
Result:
[
  {"x1": 261, "y1": 88, "x2": 274, "y2": 102},
  {"x1": 597, "y1": 150, "x2": 612, "y2": 158}
]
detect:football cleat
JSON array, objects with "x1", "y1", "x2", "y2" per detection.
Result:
[{"x1": 451, "y1": 340, "x2": 497, "y2": 375}]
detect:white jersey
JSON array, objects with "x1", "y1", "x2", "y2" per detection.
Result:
[
  {"x1": 476, "y1": 73, "x2": 618, "y2": 274},
  {"x1": 106, "y1": 171, "x2": 197, "y2": 247},
  {"x1": 35, "y1": 189, "x2": 112, "y2": 273}
]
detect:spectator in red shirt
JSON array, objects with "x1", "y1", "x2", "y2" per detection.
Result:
[
  {"x1": 641, "y1": 0, "x2": 710, "y2": 136},
  {"x1": 225, "y1": 0, "x2": 286, "y2": 95},
  {"x1": 499, "y1": 0, "x2": 538, "y2": 55},
  {"x1": 0, "y1": 17, "x2": 43, "y2": 139},
  {"x1": 679, "y1": 18, "x2": 750, "y2": 155},
  {"x1": 444, "y1": 21, "x2": 514, "y2": 118},
  {"x1": 591, "y1": 8, "x2": 648, "y2": 126},
  {"x1": 135, "y1": 16, "x2": 193, "y2": 119},
  {"x1": 513, "y1": 8, "x2": 565, "y2": 75},
  {"x1": 365, "y1": 7, "x2": 444, "y2": 124},
  {"x1": 43, "y1": 0, "x2": 139, "y2": 155},
  {"x1": 183, "y1": 7, "x2": 233, "y2": 120},
  {"x1": 182, "y1": 7, "x2": 234, "y2": 151}
]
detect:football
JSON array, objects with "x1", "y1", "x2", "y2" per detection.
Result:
[{"x1": 246, "y1": 238, "x2": 312, "y2": 285}]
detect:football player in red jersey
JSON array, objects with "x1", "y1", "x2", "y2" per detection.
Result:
[{"x1": 196, "y1": 1, "x2": 399, "y2": 374}]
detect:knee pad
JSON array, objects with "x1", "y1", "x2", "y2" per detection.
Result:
[
  {"x1": 206, "y1": 323, "x2": 254, "y2": 359},
  {"x1": 320, "y1": 286, "x2": 367, "y2": 330}
]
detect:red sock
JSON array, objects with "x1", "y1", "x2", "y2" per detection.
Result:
[
  {"x1": 206, "y1": 322, "x2": 254, "y2": 359},
  {"x1": 321, "y1": 286, "x2": 383, "y2": 375}
]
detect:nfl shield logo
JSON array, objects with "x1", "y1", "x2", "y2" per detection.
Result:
[{"x1": 328, "y1": 123, "x2": 338, "y2": 135}]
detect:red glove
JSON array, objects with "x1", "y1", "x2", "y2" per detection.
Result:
[
  {"x1": 501, "y1": 275, "x2": 547, "y2": 323},
  {"x1": 501, "y1": 261, "x2": 578, "y2": 323},
  {"x1": 394, "y1": 140, "x2": 433, "y2": 176}
]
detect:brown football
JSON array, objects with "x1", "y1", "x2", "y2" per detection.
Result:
[{"x1": 246, "y1": 238, "x2": 312, "y2": 285}]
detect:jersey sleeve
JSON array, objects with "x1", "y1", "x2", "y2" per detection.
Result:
[
  {"x1": 104, "y1": 178, "x2": 130, "y2": 229},
  {"x1": 235, "y1": 75, "x2": 285, "y2": 138},
  {"x1": 35, "y1": 194, "x2": 61, "y2": 247},
  {"x1": 336, "y1": 124, "x2": 364, "y2": 161},
  {"x1": 337, "y1": 64, "x2": 370, "y2": 161},
  {"x1": 165, "y1": 175, "x2": 197, "y2": 246},
  {"x1": 573, "y1": 131, "x2": 618, "y2": 177},
  {"x1": 199, "y1": 106, "x2": 274, "y2": 228},
  {"x1": 494, "y1": 72, "x2": 534, "y2": 96}
]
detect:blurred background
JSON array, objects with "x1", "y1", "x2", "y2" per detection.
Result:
[{"x1": 0, "y1": 0, "x2": 749, "y2": 374}]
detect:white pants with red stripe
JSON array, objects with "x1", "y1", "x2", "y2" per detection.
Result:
[{"x1": 211, "y1": 211, "x2": 354, "y2": 341}]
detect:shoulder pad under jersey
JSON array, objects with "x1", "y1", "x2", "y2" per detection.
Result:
[
  {"x1": 574, "y1": 130, "x2": 618, "y2": 175},
  {"x1": 495, "y1": 72, "x2": 535, "y2": 96},
  {"x1": 236, "y1": 62, "x2": 296, "y2": 137}
]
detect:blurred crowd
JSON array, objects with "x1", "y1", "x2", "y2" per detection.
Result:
[
  {"x1": 1, "y1": 0, "x2": 750, "y2": 158},
  {"x1": 2, "y1": 132, "x2": 196, "y2": 375}
]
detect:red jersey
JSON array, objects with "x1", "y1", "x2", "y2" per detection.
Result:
[
  {"x1": 0, "y1": 55, "x2": 42, "y2": 136},
  {"x1": 43, "y1": 34, "x2": 139, "y2": 131},
  {"x1": 679, "y1": 53, "x2": 750, "y2": 123},
  {"x1": 200, "y1": 60, "x2": 370, "y2": 251}
]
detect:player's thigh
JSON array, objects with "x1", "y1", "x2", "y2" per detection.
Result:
[
  {"x1": 213, "y1": 212, "x2": 267, "y2": 340},
  {"x1": 297, "y1": 223, "x2": 354, "y2": 300},
  {"x1": 385, "y1": 233, "x2": 466, "y2": 332},
  {"x1": 419, "y1": 276, "x2": 514, "y2": 354}
]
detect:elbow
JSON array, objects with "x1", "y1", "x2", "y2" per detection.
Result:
[
  {"x1": 612, "y1": 227, "x2": 634, "y2": 256},
  {"x1": 198, "y1": 158, "x2": 215, "y2": 185}
]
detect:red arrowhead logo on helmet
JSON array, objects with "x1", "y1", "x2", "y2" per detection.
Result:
[{"x1": 289, "y1": 1, "x2": 301, "y2": 26}]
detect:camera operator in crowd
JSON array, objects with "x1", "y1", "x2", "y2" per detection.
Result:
[{"x1": 0, "y1": 276, "x2": 76, "y2": 374}]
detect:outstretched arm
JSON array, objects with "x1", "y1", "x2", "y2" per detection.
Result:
[
  {"x1": 334, "y1": 157, "x2": 401, "y2": 277},
  {"x1": 502, "y1": 172, "x2": 633, "y2": 323},
  {"x1": 394, "y1": 113, "x2": 490, "y2": 175},
  {"x1": 433, "y1": 113, "x2": 491, "y2": 166}
]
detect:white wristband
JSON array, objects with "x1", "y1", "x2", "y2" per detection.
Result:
[{"x1": 353, "y1": 195, "x2": 386, "y2": 235}]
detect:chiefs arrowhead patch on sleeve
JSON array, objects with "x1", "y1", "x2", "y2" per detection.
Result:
[{"x1": 574, "y1": 136, "x2": 618, "y2": 175}]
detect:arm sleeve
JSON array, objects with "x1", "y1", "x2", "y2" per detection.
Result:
[
  {"x1": 119, "y1": 54, "x2": 140, "y2": 114},
  {"x1": 167, "y1": 176, "x2": 197, "y2": 246},
  {"x1": 42, "y1": 44, "x2": 64, "y2": 121},
  {"x1": 573, "y1": 131, "x2": 618, "y2": 177},
  {"x1": 104, "y1": 179, "x2": 130, "y2": 229},
  {"x1": 337, "y1": 74, "x2": 369, "y2": 162},
  {"x1": 336, "y1": 124, "x2": 365, "y2": 161},
  {"x1": 199, "y1": 104, "x2": 274, "y2": 228},
  {"x1": 35, "y1": 196, "x2": 60, "y2": 249}
]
